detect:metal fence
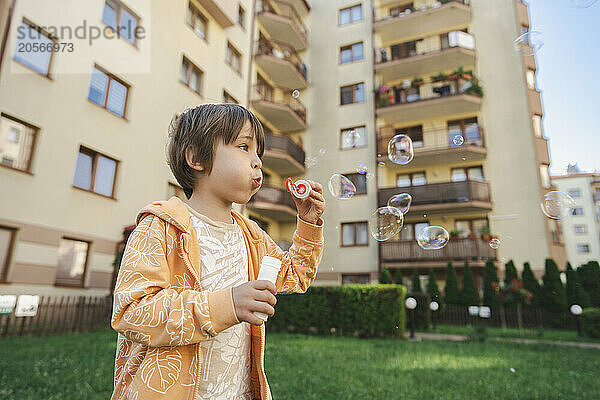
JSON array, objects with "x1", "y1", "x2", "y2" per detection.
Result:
[{"x1": 0, "y1": 295, "x2": 113, "y2": 338}]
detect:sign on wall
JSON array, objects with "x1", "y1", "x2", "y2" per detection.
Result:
[{"x1": 15, "y1": 295, "x2": 40, "y2": 317}]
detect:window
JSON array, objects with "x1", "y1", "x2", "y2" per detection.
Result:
[
  {"x1": 180, "y1": 56, "x2": 203, "y2": 95},
  {"x1": 572, "y1": 207, "x2": 584, "y2": 216},
  {"x1": 396, "y1": 172, "x2": 426, "y2": 187},
  {"x1": 340, "y1": 42, "x2": 364, "y2": 64},
  {"x1": 73, "y1": 146, "x2": 118, "y2": 198},
  {"x1": 341, "y1": 222, "x2": 368, "y2": 246},
  {"x1": 88, "y1": 66, "x2": 129, "y2": 117},
  {"x1": 226, "y1": 42, "x2": 242, "y2": 73},
  {"x1": 389, "y1": 3, "x2": 413, "y2": 17},
  {"x1": 340, "y1": 83, "x2": 365, "y2": 105},
  {"x1": 539, "y1": 165, "x2": 550, "y2": 189},
  {"x1": 223, "y1": 90, "x2": 239, "y2": 104},
  {"x1": 526, "y1": 69, "x2": 536, "y2": 89},
  {"x1": 574, "y1": 225, "x2": 587, "y2": 234},
  {"x1": 346, "y1": 173, "x2": 367, "y2": 195},
  {"x1": 339, "y1": 4, "x2": 362, "y2": 25},
  {"x1": 102, "y1": 0, "x2": 140, "y2": 44},
  {"x1": 452, "y1": 166, "x2": 485, "y2": 182},
  {"x1": 0, "y1": 226, "x2": 16, "y2": 282},
  {"x1": 168, "y1": 182, "x2": 187, "y2": 201},
  {"x1": 440, "y1": 32, "x2": 450, "y2": 50},
  {"x1": 568, "y1": 189, "x2": 581, "y2": 198},
  {"x1": 448, "y1": 117, "x2": 480, "y2": 146},
  {"x1": 399, "y1": 222, "x2": 429, "y2": 241},
  {"x1": 395, "y1": 125, "x2": 423, "y2": 147},
  {"x1": 390, "y1": 40, "x2": 417, "y2": 60},
  {"x1": 455, "y1": 219, "x2": 488, "y2": 238},
  {"x1": 55, "y1": 238, "x2": 90, "y2": 287},
  {"x1": 257, "y1": 74, "x2": 274, "y2": 101},
  {"x1": 187, "y1": 2, "x2": 208, "y2": 40},
  {"x1": 13, "y1": 20, "x2": 56, "y2": 76},
  {"x1": 342, "y1": 274, "x2": 369, "y2": 285},
  {"x1": 340, "y1": 126, "x2": 367, "y2": 149},
  {"x1": 0, "y1": 114, "x2": 38, "y2": 172},
  {"x1": 532, "y1": 115, "x2": 543, "y2": 138},
  {"x1": 238, "y1": 4, "x2": 246, "y2": 28},
  {"x1": 577, "y1": 244, "x2": 590, "y2": 254}
]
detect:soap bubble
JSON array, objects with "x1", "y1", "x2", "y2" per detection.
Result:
[
  {"x1": 571, "y1": 0, "x2": 598, "y2": 7},
  {"x1": 292, "y1": 90, "x2": 300, "y2": 98},
  {"x1": 378, "y1": 161, "x2": 386, "y2": 167},
  {"x1": 387, "y1": 193, "x2": 412, "y2": 214},
  {"x1": 452, "y1": 135, "x2": 464, "y2": 146},
  {"x1": 304, "y1": 155, "x2": 318, "y2": 168},
  {"x1": 318, "y1": 148, "x2": 327, "y2": 156},
  {"x1": 510, "y1": 367, "x2": 516, "y2": 373},
  {"x1": 514, "y1": 31, "x2": 544, "y2": 56},
  {"x1": 388, "y1": 134, "x2": 414, "y2": 165},
  {"x1": 343, "y1": 130, "x2": 361, "y2": 147},
  {"x1": 541, "y1": 191, "x2": 576, "y2": 219},
  {"x1": 366, "y1": 172, "x2": 375, "y2": 181},
  {"x1": 489, "y1": 238, "x2": 500, "y2": 249},
  {"x1": 356, "y1": 164, "x2": 368, "y2": 174},
  {"x1": 369, "y1": 206, "x2": 404, "y2": 241},
  {"x1": 417, "y1": 226, "x2": 450, "y2": 250},
  {"x1": 328, "y1": 174, "x2": 356, "y2": 200}
]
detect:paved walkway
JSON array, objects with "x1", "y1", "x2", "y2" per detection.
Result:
[{"x1": 404, "y1": 332, "x2": 600, "y2": 349}]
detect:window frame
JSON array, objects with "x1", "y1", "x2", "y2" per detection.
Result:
[
  {"x1": 340, "y1": 125, "x2": 367, "y2": 150},
  {"x1": 225, "y1": 41, "x2": 242, "y2": 74},
  {"x1": 223, "y1": 90, "x2": 239, "y2": 104},
  {"x1": 574, "y1": 224, "x2": 587, "y2": 235},
  {"x1": 341, "y1": 221, "x2": 369, "y2": 247},
  {"x1": 72, "y1": 145, "x2": 119, "y2": 199},
  {"x1": 13, "y1": 18, "x2": 58, "y2": 78},
  {"x1": 0, "y1": 113, "x2": 39, "y2": 174},
  {"x1": 0, "y1": 225, "x2": 17, "y2": 283},
  {"x1": 576, "y1": 244, "x2": 590, "y2": 254},
  {"x1": 238, "y1": 3, "x2": 246, "y2": 29},
  {"x1": 340, "y1": 82, "x2": 365, "y2": 105},
  {"x1": 572, "y1": 207, "x2": 584, "y2": 216},
  {"x1": 339, "y1": 4, "x2": 363, "y2": 26},
  {"x1": 180, "y1": 55, "x2": 204, "y2": 96},
  {"x1": 339, "y1": 41, "x2": 364, "y2": 64},
  {"x1": 54, "y1": 237, "x2": 92, "y2": 288},
  {"x1": 87, "y1": 64, "x2": 131, "y2": 118},
  {"x1": 451, "y1": 165, "x2": 485, "y2": 182},
  {"x1": 101, "y1": 0, "x2": 141, "y2": 46},
  {"x1": 395, "y1": 125, "x2": 423, "y2": 147},
  {"x1": 345, "y1": 172, "x2": 367, "y2": 195},
  {"x1": 187, "y1": 1, "x2": 209, "y2": 41},
  {"x1": 396, "y1": 171, "x2": 426, "y2": 187}
]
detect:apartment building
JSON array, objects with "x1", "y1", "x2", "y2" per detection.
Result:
[
  {"x1": 552, "y1": 172, "x2": 600, "y2": 268},
  {"x1": 0, "y1": 0, "x2": 253, "y2": 296},
  {"x1": 306, "y1": 0, "x2": 565, "y2": 288}
]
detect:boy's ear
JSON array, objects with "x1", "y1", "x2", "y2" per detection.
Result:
[{"x1": 185, "y1": 147, "x2": 204, "y2": 172}]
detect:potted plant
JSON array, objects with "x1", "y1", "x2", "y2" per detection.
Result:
[
  {"x1": 467, "y1": 231, "x2": 478, "y2": 240},
  {"x1": 448, "y1": 66, "x2": 472, "y2": 80},
  {"x1": 449, "y1": 230, "x2": 461, "y2": 240},
  {"x1": 479, "y1": 226, "x2": 491, "y2": 241},
  {"x1": 412, "y1": 77, "x2": 424, "y2": 87},
  {"x1": 430, "y1": 72, "x2": 448, "y2": 82},
  {"x1": 463, "y1": 78, "x2": 483, "y2": 97}
]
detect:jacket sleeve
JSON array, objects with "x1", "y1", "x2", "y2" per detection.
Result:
[
  {"x1": 111, "y1": 214, "x2": 239, "y2": 347},
  {"x1": 262, "y1": 215, "x2": 324, "y2": 294}
]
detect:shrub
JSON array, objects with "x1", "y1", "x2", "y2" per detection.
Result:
[
  {"x1": 539, "y1": 258, "x2": 567, "y2": 312},
  {"x1": 578, "y1": 261, "x2": 600, "y2": 307},
  {"x1": 522, "y1": 262, "x2": 541, "y2": 307},
  {"x1": 581, "y1": 308, "x2": 600, "y2": 339},
  {"x1": 380, "y1": 267, "x2": 392, "y2": 284},
  {"x1": 411, "y1": 269, "x2": 423, "y2": 293},
  {"x1": 444, "y1": 262, "x2": 460, "y2": 305},
  {"x1": 566, "y1": 262, "x2": 590, "y2": 308},
  {"x1": 426, "y1": 268, "x2": 442, "y2": 307},
  {"x1": 482, "y1": 260, "x2": 500, "y2": 308},
  {"x1": 266, "y1": 284, "x2": 406, "y2": 339},
  {"x1": 460, "y1": 262, "x2": 479, "y2": 306}
]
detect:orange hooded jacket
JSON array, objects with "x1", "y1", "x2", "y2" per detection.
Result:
[{"x1": 110, "y1": 196, "x2": 324, "y2": 400}]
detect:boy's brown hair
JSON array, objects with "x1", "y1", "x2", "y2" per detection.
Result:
[{"x1": 166, "y1": 104, "x2": 265, "y2": 199}]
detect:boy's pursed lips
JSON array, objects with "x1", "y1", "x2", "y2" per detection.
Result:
[{"x1": 252, "y1": 176, "x2": 262, "y2": 188}]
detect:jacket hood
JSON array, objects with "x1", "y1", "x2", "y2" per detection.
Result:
[{"x1": 136, "y1": 196, "x2": 263, "y2": 241}]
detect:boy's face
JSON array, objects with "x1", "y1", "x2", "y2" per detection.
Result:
[{"x1": 199, "y1": 120, "x2": 263, "y2": 204}]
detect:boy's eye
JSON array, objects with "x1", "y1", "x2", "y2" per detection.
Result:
[{"x1": 239, "y1": 144, "x2": 248, "y2": 151}]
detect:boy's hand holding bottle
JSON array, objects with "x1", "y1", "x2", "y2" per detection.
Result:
[{"x1": 232, "y1": 280, "x2": 277, "y2": 326}]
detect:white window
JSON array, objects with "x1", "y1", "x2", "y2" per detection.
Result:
[
  {"x1": 226, "y1": 42, "x2": 242, "y2": 73},
  {"x1": 452, "y1": 168, "x2": 467, "y2": 182},
  {"x1": 13, "y1": 21, "x2": 55, "y2": 76},
  {"x1": 342, "y1": 222, "x2": 368, "y2": 246},
  {"x1": 88, "y1": 66, "x2": 129, "y2": 117},
  {"x1": 55, "y1": 238, "x2": 89, "y2": 286},
  {"x1": 526, "y1": 69, "x2": 536, "y2": 90},
  {"x1": 340, "y1": 42, "x2": 364, "y2": 64},
  {"x1": 539, "y1": 165, "x2": 550, "y2": 189},
  {"x1": 572, "y1": 207, "x2": 584, "y2": 216},
  {"x1": 574, "y1": 225, "x2": 587, "y2": 234},
  {"x1": 102, "y1": 0, "x2": 140, "y2": 44},
  {"x1": 73, "y1": 146, "x2": 118, "y2": 197},
  {"x1": 568, "y1": 189, "x2": 581, "y2": 198},
  {"x1": 339, "y1": 4, "x2": 362, "y2": 25},
  {"x1": 577, "y1": 244, "x2": 590, "y2": 253},
  {"x1": 532, "y1": 115, "x2": 543, "y2": 138},
  {"x1": 340, "y1": 126, "x2": 367, "y2": 149},
  {"x1": 0, "y1": 114, "x2": 37, "y2": 172}
]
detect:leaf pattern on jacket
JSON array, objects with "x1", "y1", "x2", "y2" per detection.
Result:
[{"x1": 139, "y1": 347, "x2": 182, "y2": 394}]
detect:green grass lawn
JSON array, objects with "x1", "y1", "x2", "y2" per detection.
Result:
[
  {"x1": 1, "y1": 328, "x2": 600, "y2": 399},
  {"x1": 422, "y1": 323, "x2": 600, "y2": 343}
]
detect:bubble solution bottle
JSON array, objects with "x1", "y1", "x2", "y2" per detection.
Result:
[{"x1": 253, "y1": 256, "x2": 282, "y2": 322}]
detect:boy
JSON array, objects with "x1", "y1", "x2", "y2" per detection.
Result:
[{"x1": 110, "y1": 104, "x2": 325, "y2": 400}]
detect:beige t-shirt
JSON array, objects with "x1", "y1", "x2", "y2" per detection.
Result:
[{"x1": 185, "y1": 204, "x2": 252, "y2": 400}]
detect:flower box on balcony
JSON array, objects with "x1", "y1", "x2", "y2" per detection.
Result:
[
  {"x1": 412, "y1": 78, "x2": 424, "y2": 87},
  {"x1": 431, "y1": 72, "x2": 448, "y2": 83}
]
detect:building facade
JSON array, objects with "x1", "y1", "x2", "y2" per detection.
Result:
[{"x1": 552, "y1": 172, "x2": 600, "y2": 268}]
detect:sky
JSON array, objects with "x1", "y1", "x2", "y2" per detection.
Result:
[{"x1": 526, "y1": 0, "x2": 600, "y2": 175}]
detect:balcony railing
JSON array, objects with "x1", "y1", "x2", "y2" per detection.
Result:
[
  {"x1": 380, "y1": 238, "x2": 497, "y2": 263},
  {"x1": 374, "y1": 0, "x2": 470, "y2": 22},
  {"x1": 378, "y1": 181, "x2": 491, "y2": 208},
  {"x1": 377, "y1": 126, "x2": 485, "y2": 158},
  {"x1": 251, "y1": 84, "x2": 307, "y2": 124},
  {"x1": 248, "y1": 184, "x2": 296, "y2": 210},
  {"x1": 265, "y1": 133, "x2": 305, "y2": 166},
  {"x1": 257, "y1": 0, "x2": 308, "y2": 47},
  {"x1": 255, "y1": 38, "x2": 308, "y2": 81}
]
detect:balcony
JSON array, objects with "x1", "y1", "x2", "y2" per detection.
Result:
[
  {"x1": 263, "y1": 133, "x2": 306, "y2": 176},
  {"x1": 254, "y1": 39, "x2": 308, "y2": 90},
  {"x1": 378, "y1": 181, "x2": 493, "y2": 216},
  {"x1": 196, "y1": 0, "x2": 237, "y2": 27},
  {"x1": 247, "y1": 184, "x2": 297, "y2": 221},
  {"x1": 377, "y1": 126, "x2": 486, "y2": 168},
  {"x1": 380, "y1": 238, "x2": 497, "y2": 266},
  {"x1": 285, "y1": 0, "x2": 310, "y2": 17},
  {"x1": 375, "y1": 32, "x2": 476, "y2": 82},
  {"x1": 534, "y1": 136, "x2": 550, "y2": 165},
  {"x1": 374, "y1": 1, "x2": 471, "y2": 43},
  {"x1": 376, "y1": 80, "x2": 482, "y2": 124},
  {"x1": 528, "y1": 88, "x2": 543, "y2": 116},
  {"x1": 251, "y1": 85, "x2": 307, "y2": 133},
  {"x1": 257, "y1": 0, "x2": 308, "y2": 51}
]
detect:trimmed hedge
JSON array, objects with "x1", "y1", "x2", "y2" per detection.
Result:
[
  {"x1": 266, "y1": 284, "x2": 406, "y2": 339},
  {"x1": 581, "y1": 307, "x2": 600, "y2": 339},
  {"x1": 405, "y1": 292, "x2": 431, "y2": 330}
]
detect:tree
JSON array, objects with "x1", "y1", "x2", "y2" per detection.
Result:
[
  {"x1": 411, "y1": 269, "x2": 423, "y2": 293},
  {"x1": 444, "y1": 262, "x2": 460, "y2": 305},
  {"x1": 482, "y1": 260, "x2": 500, "y2": 308},
  {"x1": 379, "y1": 267, "x2": 392, "y2": 284},
  {"x1": 566, "y1": 262, "x2": 590, "y2": 308},
  {"x1": 577, "y1": 261, "x2": 600, "y2": 307},
  {"x1": 538, "y1": 258, "x2": 567, "y2": 312},
  {"x1": 394, "y1": 269, "x2": 403, "y2": 285},
  {"x1": 426, "y1": 268, "x2": 442, "y2": 306},
  {"x1": 504, "y1": 260, "x2": 519, "y2": 286},
  {"x1": 460, "y1": 262, "x2": 480, "y2": 306},
  {"x1": 521, "y1": 262, "x2": 541, "y2": 307}
]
